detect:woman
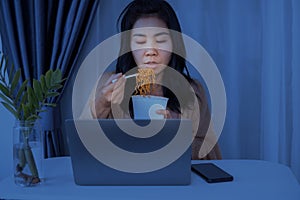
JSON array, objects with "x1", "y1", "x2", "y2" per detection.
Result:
[{"x1": 90, "y1": 0, "x2": 222, "y2": 160}]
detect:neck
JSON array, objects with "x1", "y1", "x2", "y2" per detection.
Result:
[{"x1": 151, "y1": 84, "x2": 163, "y2": 96}]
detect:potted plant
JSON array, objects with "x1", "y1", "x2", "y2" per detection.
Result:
[{"x1": 0, "y1": 53, "x2": 65, "y2": 186}]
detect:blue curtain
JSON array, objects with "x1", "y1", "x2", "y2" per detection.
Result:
[
  {"x1": 0, "y1": 0, "x2": 99, "y2": 158},
  {"x1": 170, "y1": 0, "x2": 300, "y2": 181}
]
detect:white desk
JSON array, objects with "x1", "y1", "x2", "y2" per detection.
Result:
[{"x1": 0, "y1": 157, "x2": 299, "y2": 200}]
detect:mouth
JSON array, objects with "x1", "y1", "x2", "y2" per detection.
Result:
[{"x1": 144, "y1": 61, "x2": 159, "y2": 68}]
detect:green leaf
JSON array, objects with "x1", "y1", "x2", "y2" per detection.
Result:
[
  {"x1": 50, "y1": 84, "x2": 63, "y2": 90},
  {"x1": 15, "y1": 80, "x2": 28, "y2": 103},
  {"x1": 10, "y1": 69, "x2": 21, "y2": 93},
  {"x1": 0, "y1": 58, "x2": 5, "y2": 83},
  {"x1": 36, "y1": 109, "x2": 47, "y2": 113},
  {"x1": 0, "y1": 54, "x2": 4, "y2": 72},
  {"x1": 0, "y1": 83, "x2": 10, "y2": 97},
  {"x1": 52, "y1": 69, "x2": 62, "y2": 84},
  {"x1": 1, "y1": 101, "x2": 18, "y2": 119},
  {"x1": 1, "y1": 67, "x2": 65, "y2": 123},
  {"x1": 17, "y1": 104, "x2": 22, "y2": 119},
  {"x1": 40, "y1": 75, "x2": 47, "y2": 92},
  {"x1": 20, "y1": 91, "x2": 28, "y2": 105},
  {"x1": 45, "y1": 70, "x2": 53, "y2": 88},
  {"x1": 22, "y1": 104, "x2": 30, "y2": 120},
  {"x1": 33, "y1": 79, "x2": 43, "y2": 102},
  {"x1": 8, "y1": 63, "x2": 15, "y2": 83},
  {"x1": 26, "y1": 114, "x2": 40, "y2": 121},
  {"x1": 28, "y1": 102, "x2": 35, "y2": 114},
  {"x1": 42, "y1": 103, "x2": 56, "y2": 107},
  {"x1": 0, "y1": 93, "x2": 14, "y2": 107},
  {"x1": 45, "y1": 91, "x2": 59, "y2": 98},
  {"x1": 58, "y1": 77, "x2": 67, "y2": 84},
  {"x1": 3, "y1": 57, "x2": 9, "y2": 79},
  {"x1": 27, "y1": 87, "x2": 39, "y2": 109}
]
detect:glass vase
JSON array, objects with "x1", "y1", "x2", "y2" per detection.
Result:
[{"x1": 13, "y1": 120, "x2": 43, "y2": 187}]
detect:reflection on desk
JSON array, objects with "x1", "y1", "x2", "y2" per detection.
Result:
[{"x1": 0, "y1": 157, "x2": 299, "y2": 200}]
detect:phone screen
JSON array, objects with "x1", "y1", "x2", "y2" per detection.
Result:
[{"x1": 191, "y1": 163, "x2": 234, "y2": 183}]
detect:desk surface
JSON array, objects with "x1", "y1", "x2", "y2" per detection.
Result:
[{"x1": 0, "y1": 157, "x2": 299, "y2": 200}]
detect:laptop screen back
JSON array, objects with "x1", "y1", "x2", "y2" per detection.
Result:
[{"x1": 65, "y1": 119, "x2": 192, "y2": 185}]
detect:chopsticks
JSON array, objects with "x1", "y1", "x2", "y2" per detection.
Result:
[{"x1": 111, "y1": 73, "x2": 137, "y2": 83}]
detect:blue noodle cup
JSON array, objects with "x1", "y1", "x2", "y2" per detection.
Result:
[{"x1": 131, "y1": 95, "x2": 169, "y2": 119}]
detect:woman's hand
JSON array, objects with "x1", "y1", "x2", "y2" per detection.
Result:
[
  {"x1": 93, "y1": 73, "x2": 126, "y2": 118},
  {"x1": 156, "y1": 109, "x2": 171, "y2": 119}
]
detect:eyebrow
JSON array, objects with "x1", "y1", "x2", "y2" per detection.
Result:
[
  {"x1": 132, "y1": 33, "x2": 146, "y2": 37},
  {"x1": 154, "y1": 32, "x2": 170, "y2": 37},
  {"x1": 132, "y1": 32, "x2": 170, "y2": 37}
]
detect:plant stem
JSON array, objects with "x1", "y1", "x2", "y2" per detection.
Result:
[
  {"x1": 20, "y1": 128, "x2": 39, "y2": 179},
  {"x1": 24, "y1": 146, "x2": 39, "y2": 178},
  {"x1": 17, "y1": 148, "x2": 26, "y2": 170}
]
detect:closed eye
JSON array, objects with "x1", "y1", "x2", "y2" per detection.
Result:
[
  {"x1": 156, "y1": 40, "x2": 167, "y2": 43},
  {"x1": 135, "y1": 41, "x2": 146, "y2": 44}
]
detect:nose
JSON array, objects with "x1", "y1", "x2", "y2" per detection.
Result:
[{"x1": 145, "y1": 48, "x2": 158, "y2": 56}]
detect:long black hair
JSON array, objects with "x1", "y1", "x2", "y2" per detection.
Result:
[{"x1": 116, "y1": 0, "x2": 195, "y2": 115}]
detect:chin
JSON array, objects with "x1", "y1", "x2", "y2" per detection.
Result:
[{"x1": 154, "y1": 66, "x2": 167, "y2": 74}]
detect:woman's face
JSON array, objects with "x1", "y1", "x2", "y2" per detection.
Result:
[{"x1": 130, "y1": 16, "x2": 173, "y2": 75}]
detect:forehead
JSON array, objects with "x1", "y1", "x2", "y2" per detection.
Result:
[
  {"x1": 131, "y1": 17, "x2": 170, "y2": 36},
  {"x1": 133, "y1": 16, "x2": 168, "y2": 29}
]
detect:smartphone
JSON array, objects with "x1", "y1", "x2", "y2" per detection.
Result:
[{"x1": 191, "y1": 163, "x2": 234, "y2": 183}]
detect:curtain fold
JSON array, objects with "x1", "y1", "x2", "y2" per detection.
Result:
[
  {"x1": 259, "y1": 0, "x2": 300, "y2": 182},
  {"x1": 0, "y1": 0, "x2": 99, "y2": 158},
  {"x1": 260, "y1": 0, "x2": 286, "y2": 162},
  {"x1": 290, "y1": 0, "x2": 300, "y2": 182}
]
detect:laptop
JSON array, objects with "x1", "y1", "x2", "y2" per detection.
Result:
[{"x1": 65, "y1": 119, "x2": 192, "y2": 185}]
